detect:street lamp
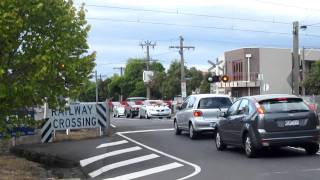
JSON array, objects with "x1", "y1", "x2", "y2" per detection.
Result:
[{"x1": 245, "y1": 53, "x2": 252, "y2": 96}]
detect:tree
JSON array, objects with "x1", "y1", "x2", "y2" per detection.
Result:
[
  {"x1": 200, "y1": 73, "x2": 211, "y2": 93},
  {"x1": 304, "y1": 61, "x2": 320, "y2": 95},
  {"x1": 0, "y1": 0, "x2": 95, "y2": 134},
  {"x1": 164, "y1": 60, "x2": 184, "y2": 99},
  {"x1": 187, "y1": 67, "x2": 203, "y2": 94}
]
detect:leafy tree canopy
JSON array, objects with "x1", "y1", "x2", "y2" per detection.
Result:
[
  {"x1": 304, "y1": 61, "x2": 320, "y2": 95},
  {"x1": 0, "y1": 0, "x2": 95, "y2": 134}
]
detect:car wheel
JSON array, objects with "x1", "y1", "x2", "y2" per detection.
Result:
[
  {"x1": 304, "y1": 143, "x2": 319, "y2": 155},
  {"x1": 130, "y1": 111, "x2": 134, "y2": 118},
  {"x1": 138, "y1": 112, "x2": 142, "y2": 119},
  {"x1": 125, "y1": 111, "x2": 130, "y2": 118},
  {"x1": 189, "y1": 123, "x2": 197, "y2": 139},
  {"x1": 244, "y1": 134, "x2": 257, "y2": 158},
  {"x1": 113, "y1": 113, "x2": 116, "y2": 117},
  {"x1": 174, "y1": 121, "x2": 182, "y2": 135},
  {"x1": 146, "y1": 113, "x2": 150, "y2": 119},
  {"x1": 215, "y1": 130, "x2": 227, "y2": 151}
]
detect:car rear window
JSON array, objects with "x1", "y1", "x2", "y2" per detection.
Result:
[
  {"x1": 198, "y1": 97, "x2": 232, "y2": 109},
  {"x1": 259, "y1": 98, "x2": 310, "y2": 113}
]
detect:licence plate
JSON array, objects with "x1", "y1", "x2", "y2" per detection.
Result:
[{"x1": 284, "y1": 120, "x2": 299, "y2": 126}]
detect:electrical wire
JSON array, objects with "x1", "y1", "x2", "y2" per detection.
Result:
[
  {"x1": 85, "y1": 4, "x2": 292, "y2": 25},
  {"x1": 87, "y1": 17, "x2": 320, "y2": 38}
]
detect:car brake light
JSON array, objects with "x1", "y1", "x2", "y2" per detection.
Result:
[
  {"x1": 275, "y1": 98, "x2": 288, "y2": 101},
  {"x1": 193, "y1": 110, "x2": 202, "y2": 117},
  {"x1": 308, "y1": 104, "x2": 316, "y2": 111},
  {"x1": 254, "y1": 102, "x2": 265, "y2": 114}
]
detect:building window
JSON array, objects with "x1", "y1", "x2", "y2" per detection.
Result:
[{"x1": 232, "y1": 60, "x2": 243, "y2": 81}]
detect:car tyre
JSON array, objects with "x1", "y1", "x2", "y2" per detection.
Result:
[
  {"x1": 146, "y1": 113, "x2": 150, "y2": 119},
  {"x1": 174, "y1": 121, "x2": 182, "y2": 135},
  {"x1": 138, "y1": 112, "x2": 142, "y2": 119},
  {"x1": 215, "y1": 130, "x2": 227, "y2": 151},
  {"x1": 125, "y1": 111, "x2": 130, "y2": 118},
  {"x1": 304, "y1": 143, "x2": 319, "y2": 155},
  {"x1": 244, "y1": 134, "x2": 257, "y2": 158},
  {"x1": 189, "y1": 123, "x2": 197, "y2": 139}
]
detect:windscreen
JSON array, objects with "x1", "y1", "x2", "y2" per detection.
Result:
[
  {"x1": 198, "y1": 97, "x2": 232, "y2": 109},
  {"x1": 259, "y1": 98, "x2": 310, "y2": 113}
]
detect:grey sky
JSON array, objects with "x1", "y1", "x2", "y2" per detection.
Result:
[{"x1": 75, "y1": 0, "x2": 320, "y2": 77}]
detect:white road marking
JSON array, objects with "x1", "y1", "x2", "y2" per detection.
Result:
[
  {"x1": 104, "y1": 162, "x2": 184, "y2": 180},
  {"x1": 80, "y1": 146, "x2": 142, "y2": 167},
  {"x1": 288, "y1": 147, "x2": 320, "y2": 155},
  {"x1": 119, "y1": 128, "x2": 174, "y2": 134},
  {"x1": 96, "y1": 140, "x2": 128, "y2": 149},
  {"x1": 117, "y1": 128, "x2": 201, "y2": 180},
  {"x1": 110, "y1": 124, "x2": 116, "y2": 128},
  {"x1": 89, "y1": 154, "x2": 160, "y2": 178},
  {"x1": 289, "y1": 147, "x2": 305, "y2": 151}
]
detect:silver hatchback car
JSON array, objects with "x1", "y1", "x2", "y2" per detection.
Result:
[{"x1": 174, "y1": 94, "x2": 232, "y2": 139}]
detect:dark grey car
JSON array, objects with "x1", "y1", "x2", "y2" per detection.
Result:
[{"x1": 214, "y1": 94, "x2": 320, "y2": 158}]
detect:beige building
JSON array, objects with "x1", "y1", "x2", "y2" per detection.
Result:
[{"x1": 216, "y1": 47, "x2": 320, "y2": 97}]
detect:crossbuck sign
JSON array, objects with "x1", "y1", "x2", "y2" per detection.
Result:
[{"x1": 41, "y1": 102, "x2": 108, "y2": 143}]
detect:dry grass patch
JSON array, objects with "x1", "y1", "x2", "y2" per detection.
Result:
[
  {"x1": 54, "y1": 128, "x2": 101, "y2": 142},
  {"x1": 0, "y1": 155, "x2": 54, "y2": 180}
]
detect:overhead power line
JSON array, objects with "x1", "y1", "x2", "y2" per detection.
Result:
[
  {"x1": 255, "y1": 0, "x2": 320, "y2": 12},
  {"x1": 87, "y1": 17, "x2": 320, "y2": 38},
  {"x1": 85, "y1": 4, "x2": 291, "y2": 25}
]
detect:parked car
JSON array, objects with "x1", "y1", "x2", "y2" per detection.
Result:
[
  {"x1": 301, "y1": 96, "x2": 319, "y2": 115},
  {"x1": 174, "y1": 94, "x2": 232, "y2": 139},
  {"x1": 113, "y1": 104, "x2": 126, "y2": 118},
  {"x1": 139, "y1": 100, "x2": 171, "y2": 119},
  {"x1": 214, "y1": 94, "x2": 320, "y2": 158},
  {"x1": 124, "y1": 97, "x2": 147, "y2": 118}
]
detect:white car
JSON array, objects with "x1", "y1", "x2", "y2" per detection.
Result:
[
  {"x1": 113, "y1": 104, "x2": 126, "y2": 118},
  {"x1": 138, "y1": 100, "x2": 172, "y2": 119}
]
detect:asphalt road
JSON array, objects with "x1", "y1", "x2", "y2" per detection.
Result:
[{"x1": 77, "y1": 116, "x2": 320, "y2": 180}]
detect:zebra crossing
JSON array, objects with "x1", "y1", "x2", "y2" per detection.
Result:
[{"x1": 80, "y1": 134, "x2": 200, "y2": 179}]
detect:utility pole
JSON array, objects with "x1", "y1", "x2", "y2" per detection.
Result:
[
  {"x1": 169, "y1": 36, "x2": 195, "y2": 99},
  {"x1": 95, "y1": 70, "x2": 98, "y2": 103},
  {"x1": 292, "y1": 21, "x2": 300, "y2": 95},
  {"x1": 140, "y1": 40, "x2": 156, "y2": 99},
  {"x1": 113, "y1": 67, "x2": 125, "y2": 76},
  {"x1": 113, "y1": 67, "x2": 125, "y2": 101}
]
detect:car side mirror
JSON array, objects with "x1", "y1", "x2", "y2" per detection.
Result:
[{"x1": 220, "y1": 111, "x2": 227, "y2": 118}]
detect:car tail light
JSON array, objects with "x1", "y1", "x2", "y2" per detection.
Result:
[
  {"x1": 308, "y1": 104, "x2": 316, "y2": 111},
  {"x1": 254, "y1": 102, "x2": 265, "y2": 114},
  {"x1": 193, "y1": 110, "x2": 203, "y2": 117}
]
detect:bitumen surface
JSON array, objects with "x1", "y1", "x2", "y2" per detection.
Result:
[{"x1": 12, "y1": 116, "x2": 320, "y2": 180}]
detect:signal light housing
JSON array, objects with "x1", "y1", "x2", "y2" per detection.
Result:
[
  {"x1": 221, "y1": 75, "x2": 229, "y2": 83},
  {"x1": 207, "y1": 75, "x2": 229, "y2": 83}
]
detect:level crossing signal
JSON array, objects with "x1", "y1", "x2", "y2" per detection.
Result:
[{"x1": 207, "y1": 75, "x2": 229, "y2": 83}]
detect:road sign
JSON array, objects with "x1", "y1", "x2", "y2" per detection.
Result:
[
  {"x1": 41, "y1": 102, "x2": 108, "y2": 143},
  {"x1": 208, "y1": 60, "x2": 216, "y2": 71},
  {"x1": 181, "y1": 82, "x2": 187, "y2": 98}
]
